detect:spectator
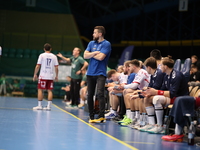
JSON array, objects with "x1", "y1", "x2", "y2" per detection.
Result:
[
  {"x1": 189, "y1": 64, "x2": 200, "y2": 83},
  {"x1": 191, "y1": 55, "x2": 198, "y2": 66},
  {"x1": 33, "y1": 43, "x2": 59, "y2": 111},
  {"x1": 12, "y1": 79, "x2": 20, "y2": 91},
  {"x1": 0, "y1": 73, "x2": 7, "y2": 96},
  {"x1": 57, "y1": 47, "x2": 88, "y2": 108}
]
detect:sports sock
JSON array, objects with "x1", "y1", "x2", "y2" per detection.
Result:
[
  {"x1": 47, "y1": 101, "x2": 52, "y2": 108},
  {"x1": 155, "y1": 106, "x2": 164, "y2": 126},
  {"x1": 146, "y1": 106, "x2": 155, "y2": 125},
  {"x1": 126, "y1": 109, "x2": 131, "y2": 119},
  {"x1": 38, "y1": 101, "x2": 42, "y2": 106},
  {"x1": 175, "y1": 124, "x2": 182, "y2": 135}
]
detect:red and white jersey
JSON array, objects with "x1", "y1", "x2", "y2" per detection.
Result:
[
  {"x1": 119, "y1": 72, "x2": 128, "y2": 84},
  {"x1": 37, "y1": 52, "x2": 59, "y2": 80},
  {"x1": 124, "y1": 69, "x2": 150, "y2": 90}
]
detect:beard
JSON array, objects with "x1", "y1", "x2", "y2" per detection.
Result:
[{"x1": 93, "y1": 36, "x2": 99, "y2": 42}]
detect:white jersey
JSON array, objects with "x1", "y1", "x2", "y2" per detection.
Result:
[
  {"x1": 119, "y1": 72, "x2": 128, "y2": 84},
  {"x1": 37, "y1": 52, "x2": 59, "y2": 80},
  {"x1": 124, "y1": 69, "x2": 150, "y2": 90}
]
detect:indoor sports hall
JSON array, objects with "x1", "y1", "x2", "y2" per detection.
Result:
[{"x1": 1, "y1": 0, "x2": 200, "y2": 150}]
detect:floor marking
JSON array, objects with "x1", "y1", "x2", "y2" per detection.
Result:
[
  {"x1": 125, "y1": 141, "x2": 155, "y2": 144},
  {"x1": 52, "y1": 103, "x2": 139, "y2": 150}
]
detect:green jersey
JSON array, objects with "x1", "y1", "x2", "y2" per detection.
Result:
[{"x1": 70, "y1": 56, "x2": 85, "y2": 79}]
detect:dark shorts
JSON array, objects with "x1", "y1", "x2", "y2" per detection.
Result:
[{"x1": 38, "y1": 79, "x2": 53, "y2": 90}]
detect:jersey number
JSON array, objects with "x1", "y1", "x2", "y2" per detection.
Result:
[{"x1": 46, "y1": 58, "x2": 52, "y2": 66}]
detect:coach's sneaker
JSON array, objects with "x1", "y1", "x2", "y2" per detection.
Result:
[
  {"x1": 161, "y1": 134, "x2": 184, "y2": 142},
  {"x1": 105, "y1": 113, "x2": 116, "y2": 120},
  {"x1": 92, "y1": 117, "x2": 106, "y2": 123},
  {"x1": 147, "y1": 125, "x2": 164, "y2": 134},
  {"x1": 33, "y1": 106, "x2": 43, "y2": 110},
  {"x1": 43, "y1": 106, "x2": 51, "y2": 111}
]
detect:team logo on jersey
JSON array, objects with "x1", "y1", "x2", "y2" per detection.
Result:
[
  {"x1": 97, "y1": 44, "x2": 102, "y2": 51},
  {"x1": 172, "y1": 70, "x2": 176, "y2": 79}
]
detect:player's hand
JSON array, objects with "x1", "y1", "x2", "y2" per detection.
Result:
[
  {"x1": 33, "y1": 75, "x2": 37, "y2": 81},
  {"x1": 130, "y1": 94, "x2": 139, "y2": 100},
  {"x1": 76, "y1": 70, "x2": 82, "y2": 75},
  {"x1": 117, "y1": 85, "x2": 124, "y2": 90},
  {"x1": 55, "y1": 76, "x2": 58, "y2": 82},
  {"x1": 57, "y1": 53, "x2": 63, "y2": 58}
]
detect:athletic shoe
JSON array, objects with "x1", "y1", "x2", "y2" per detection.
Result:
[
  {"x1": 120, "y1": 118, "x2": 132, "y2": 126},
  {"x1": 72, "y1": 105, "x2": 78, "y2": 109},
  {"x1": 147, "y1": 125, "x2": 164, "y2": 134},
  {"x1": 43, "y1": 106, "x2": 51, "y2": 111},
  {"x1": 66, "y1": 101, "x2": 72, "y2": 105},
  {"x1": 89, "y1": 118, "x2": 95, "y2": 123},
  {"x1": 78, "y1": 103, "x2": 85, "y2": 108},
  {"x1": 139, "y1": 124, "x2": 155, "y2": 132},
  {"x1": 33, "y1": 106, "x2": 43, "y2": 110},
  {"x1": 111, "y1": 115, "x2": 123, "y2": 122},
  {"x1": 130, "y1": 121, "x2": 141, "y2": 129},
  {"x1": 105, "y1": 111, "x2": 112, "y2": 117},
  {"x1": 91, "y1": 117, "x2": 106, "y2": 123},
  {"x1": 105, "y1": 113, "x2": 116, "y2": 120},
  {"x1": 118, "y1": 115, "x2": 128, "y2": 124},
  {"x1": 66, "y1": 104, "x2": 78, "y2": 109},
  {"x1": 161, "y1": 134, "x2": 184, "y2": 142}
]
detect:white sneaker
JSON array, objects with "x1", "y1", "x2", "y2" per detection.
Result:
[
  {"x1": 43, "y1": 106, "x2": 51, "y2": 111},
  {"x1": 147, "y1": 125, "x2": 164, "y2": 134},
  {"x1": 33, "y1": 106, "x2": 43, "y2": 110},
  {"x1": 66, "y1": 101, "x2": 72, "y2": 106},
  {"x1": 105, "y1": 111, "x2": 112, "y2": 117},
  {"x1": 139, "y1": 124, "x2": 155, "y2": 132}
]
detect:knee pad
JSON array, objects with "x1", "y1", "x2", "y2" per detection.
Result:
[{"x1": 152, "y1": 96, "x2": 165, "y2": 108}]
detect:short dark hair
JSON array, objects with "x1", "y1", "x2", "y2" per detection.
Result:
[
  {"x1": 44, "y1": 43, "x2": 52, "y2": 51},
  {"x1": 144, "y1": 57, "x2": 157, "y2": 69},
  {"x1": 74, "y1": 47, "x2": 81, "y2": 54},
  {"x1": 150, "y1": 49, "x2": 162, "y2": 60},
  {"x1": 162, "y1": 57, "x2": 174, "y2": 68},
  {"x1": 94, "y1": 26, "x2": 106, "y2": 36}
]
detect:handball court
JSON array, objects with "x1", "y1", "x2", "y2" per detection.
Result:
[{"x1": 0, "y1": 96, "x2": 199, "y2": 150}]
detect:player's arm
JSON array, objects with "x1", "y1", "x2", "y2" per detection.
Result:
[
  {"x1": 57, "y1": 53, "x2": 70, "y2": 62},
  {"x1": 84, "y1": 50, "x2": 100, "y2": 59},
  {"x1": 143, "y1": 87, "x2": 170, "y2": 97},
  {"x1": 33, "y1": 64, "x2": 41, "y2": 81},
  {"x1": 93, "y1": 52, "x2": 106, "y2": 61},
  {"x1": 54, "y1": 65, "x2": 59, "y2": 82}
]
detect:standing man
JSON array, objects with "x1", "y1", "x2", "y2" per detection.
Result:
[
  {"x1": 57, "y1": 47, "x2": 88, "y2": 108},
  {"x1": 84, "y1": 26, "x2": 112, "y2": 123},
  {"x1": 33, "y1": 43, "x2": 59, "y2": 111}
]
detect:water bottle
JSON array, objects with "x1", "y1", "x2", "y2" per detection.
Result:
[
  {"x1": 163, "y1": 115, "x2": 169, "y2": 135},
  {"x1": 188, "y1": 121, "x2": 195, "y2": 145}
]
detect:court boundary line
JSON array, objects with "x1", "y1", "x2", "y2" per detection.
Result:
[{"x1": 52, "y1": 103, "x2": 139, "y2": 150}]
